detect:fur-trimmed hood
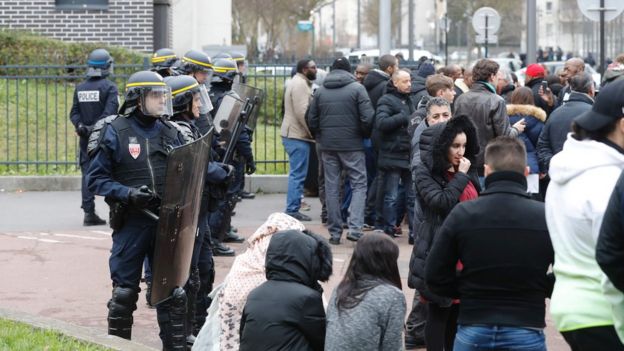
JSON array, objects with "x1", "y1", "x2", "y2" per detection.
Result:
[
  {"x1": 419, "y1": 114, "x2": 480, "y2": 176},
  {"x1": 506, "y1": 104, "x2": 547, "y2": 122}
]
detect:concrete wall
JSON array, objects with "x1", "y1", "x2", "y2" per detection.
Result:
[{"x1": 0, "y1": 0, "x2": 154, "y2": 52}]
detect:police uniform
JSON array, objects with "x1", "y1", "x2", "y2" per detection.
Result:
[
  {"x1": 70, "y1": 48, "x2": 118, "y2": 225},
  {"x1": 86, "y1": 71, "x2": 192, "y2": 349}
]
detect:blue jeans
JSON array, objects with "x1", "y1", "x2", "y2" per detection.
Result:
[
  {"x1": 454, "y1": 325, "x2": 546, "y2": 351},
  {"x1": 282, "y1": 137, "x2": 311, "y2": 213},
  {"x1": 381, "y1": 168, "x2": 414, "y2": 236}
]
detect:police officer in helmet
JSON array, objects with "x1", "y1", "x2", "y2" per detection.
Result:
[
  {"x1": 70, "y1": 48, "x2": 119, "y2": 226},
  {"x1": 151, "y1": 48, "x2": 178, "y2": 78},
  {"x1": 208, "y1": 57, "x2": 255, "y2": 254},
  {"x1": 86, "y1": 70, "x2": 192, "y2": 349},
  {"x1": 179, "y1": 50, "x2": 213, "y2": 85},
  {"x1": 230, "y1": 52, "x2": 247, "y2": 84}
]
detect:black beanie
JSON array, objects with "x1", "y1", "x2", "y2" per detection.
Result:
[{"x1": 331, "y1": 57, "x2": 352, "y2": 72}]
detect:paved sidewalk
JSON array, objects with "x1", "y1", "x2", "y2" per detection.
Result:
[{"x1": 0, "y1": 191, "x2": 570, "y2": 350}]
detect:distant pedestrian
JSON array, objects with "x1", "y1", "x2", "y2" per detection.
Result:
[
  {"x1": 306, "y1": 57, "x2": 374, "y2": 244},
  {"x1": 506, "y1": 87, "x2": 546, "y2": 196},
  {"x1": 426, "y1": 136, "x2": 554, "y2": 351},
  {"x1": 409, "y1": 115, "x2": 480, "y2": 351},
  {"x1": 545, "y1": 79, "x2": 624, "y2": 350},
  {"x1": 281, "y1": 59, "x2": 317, "y2": 221},
  {"x1": 537, "y1": 72, "x2": 594, "y2": 174},
  {"x1": 325, "y1": 233, "x2": 406, "y2": 351},
  {"x1": 454, "y1": 59, "x2": 525, "y2": 185},
  {"x1": 239, "y1": 229, "x2": 332, "y2": 351}
]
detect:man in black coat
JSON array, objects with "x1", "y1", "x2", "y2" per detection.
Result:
[
  {"x1": 307, "y1": 57, "x2": 375, "y2": 244},
  {"x1": 362, "y1": 54, "x2": 398, "y2": 110},
  {"x1": 375, "y1": 70, "x2": 416, "y2": 239},
  {"x1": 524, "y1": 64, "x2": 557, "y2": 116},
  {"x1": 537, "y1": 72, "x2": 595, "y2": 174},
  {"x1": 425, "y1": 136, "x2": 554, "y2": 350}
]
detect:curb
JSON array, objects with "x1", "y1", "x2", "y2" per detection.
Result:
[
  {"x1": 0, "y1": 175, "x2": 288, "y2": 193},
  {"x1": 0, "y1": 308, "x2": 157, "y2": 351}
]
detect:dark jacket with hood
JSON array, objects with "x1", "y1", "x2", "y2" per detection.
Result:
[
  {"x1": 408, "y1": 115, "x2": 480, "y2": 304},
  {"x1": 375, "y1": 80, "x2": 416, "y2": 170},
  {"x1": 363, "y1": 69, "x2": 390, "y2": 110},
  {"x1": 454, "y1": 81, "x2": 518, "y2": 175},
  {"x1": 306, "y1": 69, "x2": 375, "y2": 152},
  {"x1": 240, "y1": 229, "x2": 333, "y2": 351},
  {"x1": 410, "y1": 74, "x2": 428, "y2": 107},
  {"x1": 507, "y1": 104, "x2": 546, "y2": 174},
  {"x1": 536, "y1": 91, "x2": 593, "y2": 173}
]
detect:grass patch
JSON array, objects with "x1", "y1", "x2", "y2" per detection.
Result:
[{"x1": 0, "y1": 318, "x2": 111, "y2": 350}]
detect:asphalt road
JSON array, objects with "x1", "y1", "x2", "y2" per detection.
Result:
[{"x1": 0, "y1": 191, "x2": 570, "y2": 350}]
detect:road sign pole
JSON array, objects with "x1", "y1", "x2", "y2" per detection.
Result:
[
  {"x1": 527, "y1": 0, "x2": 537, "y2": 65},
  {"x1": 485, "y1": 15, "x2": 489, "y2": 58},
  {"x1": 600, "y1": 0, "x2": 605, "y2": 75}
]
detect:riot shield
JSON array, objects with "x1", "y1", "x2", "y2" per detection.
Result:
[
  {"x1": 233, "y1": 84, "x2": 265, "y2": 130},
  {"x1": 213, "y1": 94, "x2": 244, "y2": 147},
  {"x1": 150, "y1": 130, "x2": 213, "y2": 306}
]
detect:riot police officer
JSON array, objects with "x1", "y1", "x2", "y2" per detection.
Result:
[
  {"x1": 151, "y1": 48, "x2": 178, "y2": 78},
  {"x1": 165, "y1": 74, "x2": 234, "y2": 342},
  {"x1": 209, "y1": 58, "x2": 255, "y2": 254},
  {"x1": 179, "y1": 50, "x2": 215, "y2": 136},
  {"x1": 230, "y1": 52, "x2": 247, "y2": 84},
  {"x1": 69, "y1": 48, "x2": 119, "y2": 226},
  {"x1": 86, "y1": 71, "x2": 190, "y2": 349}
]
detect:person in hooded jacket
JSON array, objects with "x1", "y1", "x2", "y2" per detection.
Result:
[
  {"x1": 408, "y1": 115, "x2": 481, "y2": 351},
  {"x1": 306, "y1": 57, "x2": 374, "y2": 244},
  {"x1": 363, "y1": 54, "x2": 398, "y2": 110},
  {"x1": 375, "y1": 69, "x2": 416, "y2": 239},
  {"x1": 239, "y1": 229, "x2": 332, "y2": 351},
  {"x1": 506, "y1": 87, "x2": 546, "y2": 198},
  {"x1": 410, "y1": 62, "x2": 436, "y2": 107},
  {"x1": 602, "y1": 54, "x2": 624, "y2": 88},
  {"x1": 545, "y1": 79, "x2": 624, "y2": 350}
]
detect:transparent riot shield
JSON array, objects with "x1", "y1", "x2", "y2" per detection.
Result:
[{"x1": 150, "y1": 130, "x2": 213, "y2": 306}]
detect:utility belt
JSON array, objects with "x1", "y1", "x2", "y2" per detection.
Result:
[{"x1": 106, "y1": 197, "x2": 160, "y2": 231}]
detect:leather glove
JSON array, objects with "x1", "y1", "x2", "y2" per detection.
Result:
[
  {"x1": 221, "y1": 164, "x2": 235, "y2": 184},
  {"x1": 76, "y1": 123, "x2": 91, "y2": 138},
  {"x1": 128, "y1": 185, "x2": 155, "y2": 209},
  {"x1": 245, "y1": 158, "x2": 256, "y2": 175}
]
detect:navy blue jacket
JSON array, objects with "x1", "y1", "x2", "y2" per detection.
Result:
[
  {"x1": 506, "y1": 104, "x2": 546, "y2": 174},
  {"x1": 70, "y1": 77, "x2": 119, "y2": 128}
]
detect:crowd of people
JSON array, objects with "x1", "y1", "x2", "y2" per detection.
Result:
[
  {"x1": 71, "y1": 44, "x2": 624, "y2": 350},
  {"x1": 277, "y1": 53, "x2": 624, "y2": 350}
]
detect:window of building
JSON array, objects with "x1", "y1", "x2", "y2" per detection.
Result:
[
  {"x1": 55, "y1": 0, "x2": 108, "y2": 10},
  {"x1": 546, "y1": 1, "x2": 553, "y2": 13}
]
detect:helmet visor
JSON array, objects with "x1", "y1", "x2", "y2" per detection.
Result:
[
  {"x1": 196, "y1": 85, "x2": 213, "y2": 115},
  {"x1": 140, "y1": 86, "x2": 173, "y2": 118}
]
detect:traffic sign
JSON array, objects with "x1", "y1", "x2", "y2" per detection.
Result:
[
  {"x1": 577, "y1": 0, "x2": 624, "y2": 22},
  {"x1": 472, "y1": 7, "x2": 501, "y2": 35},
  {"x1": 297, "y1": 20, "x2": 314, "y2": 32}
]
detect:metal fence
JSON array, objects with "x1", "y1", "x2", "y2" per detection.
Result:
[{"x1": 0, "y1": 62, "x2": 305, "y2": 175}]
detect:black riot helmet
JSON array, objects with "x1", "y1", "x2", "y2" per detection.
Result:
[
  {"x1": 87, "y1": 48, "x2": 114, "y2": 78},
  {"x1": 121, "y1": 71, "x2": 173, "y2": 118},
  {"x1": 151, "y1": 48, "x2": 178, "y2": 77},
  {"x1": 164, "y1": 75, "x2": 212, "y2": 117},
  {"x1": 212, "y1": 52, "x2": 232, "y2": 60},
  {"x1": 211, "y1": 58, "x2": 238, "y2": 84},
  {"x1": 230, "y1": 52, "x2": 245, "y2": 66},
  {"x1": 179, "y1": 50, "x2": 213, "y2": 74}
]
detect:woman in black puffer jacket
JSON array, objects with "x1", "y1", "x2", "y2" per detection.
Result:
[{"x1": 408, "y1": 114, "x2": 480, "y2": 351}]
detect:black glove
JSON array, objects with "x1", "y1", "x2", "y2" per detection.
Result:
[
  {"x1": 128, "y1": 185, "x2": 155, "y2": 209},
  {"x1": 76, "y1": 123, "x2": 91, "y2": 138},
  {"x1": 221, "y1": 164, "x2": 235, "y2": 184},
  {"x1": 245, "y1": 158, "x2": 256, "y2": 175}
]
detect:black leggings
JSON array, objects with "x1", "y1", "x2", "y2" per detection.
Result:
[
  {"x1": 562, "y1": 326, "x2": 624, "y2": 351},
  {"x1": 425, "y1": 303, "x2": 459, "y2": 351}
]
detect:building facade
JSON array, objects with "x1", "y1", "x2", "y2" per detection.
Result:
[{"x1": 0, "y1": 0, "x2": 155, "y2": 52}]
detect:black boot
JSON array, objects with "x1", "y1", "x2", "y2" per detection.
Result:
[
  {"x1": 185, "y1": 269, "x2": 200, "y2": 345},
  {"x1": 223, "y1": 228, "x2": 244, "y2": 243},
  {"x1": 84, "y1": 212, "x2": 106, "y2": 226},
  {"x1": 212, "y1": 242, "x2": 235, "y2": 256},
  {"x1": 239, "y1": 191, "x2": 255, "y2": 199},
  {"x1": 157, "y1": 287, "x2": 187, "y2": 351}
]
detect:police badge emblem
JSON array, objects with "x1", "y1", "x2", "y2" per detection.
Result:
[{"x1": 128, "y1": 137, "x2": 141, "y2": 159}]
